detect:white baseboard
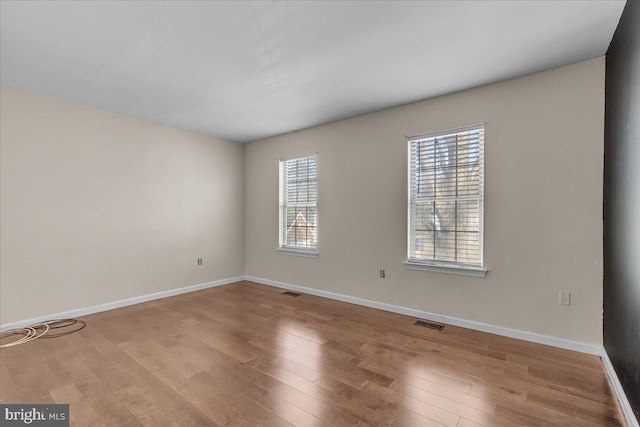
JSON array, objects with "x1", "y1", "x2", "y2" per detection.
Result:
[
  {"x1": 2, "y1": 275, "x2": 603, "y2": 356},
  {"x1": 0, "y1": 276, "x2": 244, "y2": 332},
  {"x1": 244, "y1": 275, "x2": 602, "y2": 355},
  {"x1": 2, "y1": 273, "x2": 606, "y2": 357},
  {"x1": 600, "y1": 349, "x2": 640, "y2": 427},
  {"x1": 246, "y1": 275, "x2": 640, "y2": 425},
  {"x1": 2, "y1": 275, "x2": 636, "y2": 425}
]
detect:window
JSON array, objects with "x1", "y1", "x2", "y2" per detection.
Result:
[
  {"x1": 278, "y1": 154, "x2": 318, "y2": 256},
  {"x1": 406, "y1": 124, "x2": 486, "y2": 276}
]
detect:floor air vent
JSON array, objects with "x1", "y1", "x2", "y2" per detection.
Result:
[
  {"x1": 414, "y1": 320, "x2": 445, "y2": 331},
  {"x1": 282, "y1": 291, "x2": 301, "y2": 297}
]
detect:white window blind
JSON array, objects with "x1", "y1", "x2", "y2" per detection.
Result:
[
  {"x1": 408, "y1": 124, "x2": 484, "y2": 269},
  {"x1": 279, "y1": 154, "x2": 318, "y2": 252}
]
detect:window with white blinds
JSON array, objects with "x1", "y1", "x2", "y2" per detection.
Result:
[
  {"x1": 279, "y1": 154, "x2": 318, "y2": 253},
  {"x1": 408, "y1": 124, "x2": 484, "y2": 271}
]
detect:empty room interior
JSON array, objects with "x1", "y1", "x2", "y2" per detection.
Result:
[{"x1": 1, "y1": 1, "x2": 639, "y2": 426}]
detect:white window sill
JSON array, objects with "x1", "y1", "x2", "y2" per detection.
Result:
[
  {"x1": 403, "y1": 261, "x2": 487, "y2": 277},
  {"x1": 277, "y1": 248, "x2": 319, "y2": 258}
]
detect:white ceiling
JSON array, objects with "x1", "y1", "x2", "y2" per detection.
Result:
[{"x1": 0, "y1": 1, "x2": 626, "y2": 143}]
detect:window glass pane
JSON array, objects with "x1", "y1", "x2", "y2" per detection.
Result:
[
  {"x1": 416, "y1": 145, "x2": 436, "y2": 198},
  {"x1": 456, "y1": 232, "x2": 479, "y2": 263},
  {"x1": 456, "y1": 200, "x2": 480, "y2": 232},
  {"x1": 308, "y1": 181, "x2": 317, "y2": 203},
  {"x1": 305, "y1": 206, "x2": 317, "y2": 228},
  {"x1": 433, "y1": 136, "x2": 457, "y2": 198},
  {"x1": 414, "y1": 230, "x2": 434, "y2": 260},
  {"x1": 457, "y1": 137, "x2": 481, "y2": 197},
  {"x1": 433, "y1": 201, "x2": 455, "y2": 259}
]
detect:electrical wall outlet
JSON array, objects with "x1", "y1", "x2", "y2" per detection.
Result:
[
  {"x1": 379, "y1": 269, "x2": 386, "y2": 279},
  {"x1": 197, "y1": 258, "x2": 203, "y2": 266},
  {"x1": 559, "y1": 291, "x2": 571, "y2": 305}
]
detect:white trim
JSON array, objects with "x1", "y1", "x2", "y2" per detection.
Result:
[
  {"x1": 277, "y1": 248, "x2": 319, "y2": 258},
  {"x1": 600, "y1": 348, "x2": 640, "y2": 427},
  {"x1": 3, "y1": 274, "x2": 635, "y2": 425},
  {"x1": 407, "y1": 124, "x2": 485, "y2": 270},
  {"x1": 407, "y1": 123, "x2": 485, "y2": 141},
  {"x1": 278, "y1": 152, "x2": 319, "y2": 162},
  {"x1": 247, "y1": 276, "x2": 640, "y2": 421},
  {"x1": 279, "y1": 153, "x2": 318, "y2": 250},
  {"x1": 0, "y1": 276, "x2": 243, "y2": 332},
  {"x1": 244, "y1": 275, "x2": 602, "y2": 355},
  {"x1": 404, "y1": 261, "x2": 487, "y2": 277}
]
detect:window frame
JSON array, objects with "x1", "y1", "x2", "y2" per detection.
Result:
[
  {"x1": 405, "y1": 124, "x2": 487, "y2": 277},
  {"x1": 277, "y1": 153, "x2": 319, "y2": 258}
]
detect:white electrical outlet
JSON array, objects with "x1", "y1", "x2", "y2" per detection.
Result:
[{"x1": 559, "y1": 291, "x2": 571, "y2": 306}]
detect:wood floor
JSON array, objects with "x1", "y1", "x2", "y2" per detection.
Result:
[{"x1": 0, "y1": 281, "x2": 626, "y2": 426}]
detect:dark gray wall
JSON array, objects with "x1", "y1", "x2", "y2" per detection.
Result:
[{"x1": 604, "y1": 0, "x2": 640, "y2": 421}]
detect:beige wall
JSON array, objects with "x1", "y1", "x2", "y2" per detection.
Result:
[
  {"x1": 245, "y1": 58, "x2": 605, "y2": 345},
  {"x1": 0, "y1": 86, "x2": 244, "y2": 324},
  {"x1": 1, "y1": 58, "x2": 605, "y2": 344}
]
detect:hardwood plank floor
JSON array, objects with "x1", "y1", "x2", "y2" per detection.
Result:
[{"x1": 0, "y1": 281, "x2": 626, "y2": 426}]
